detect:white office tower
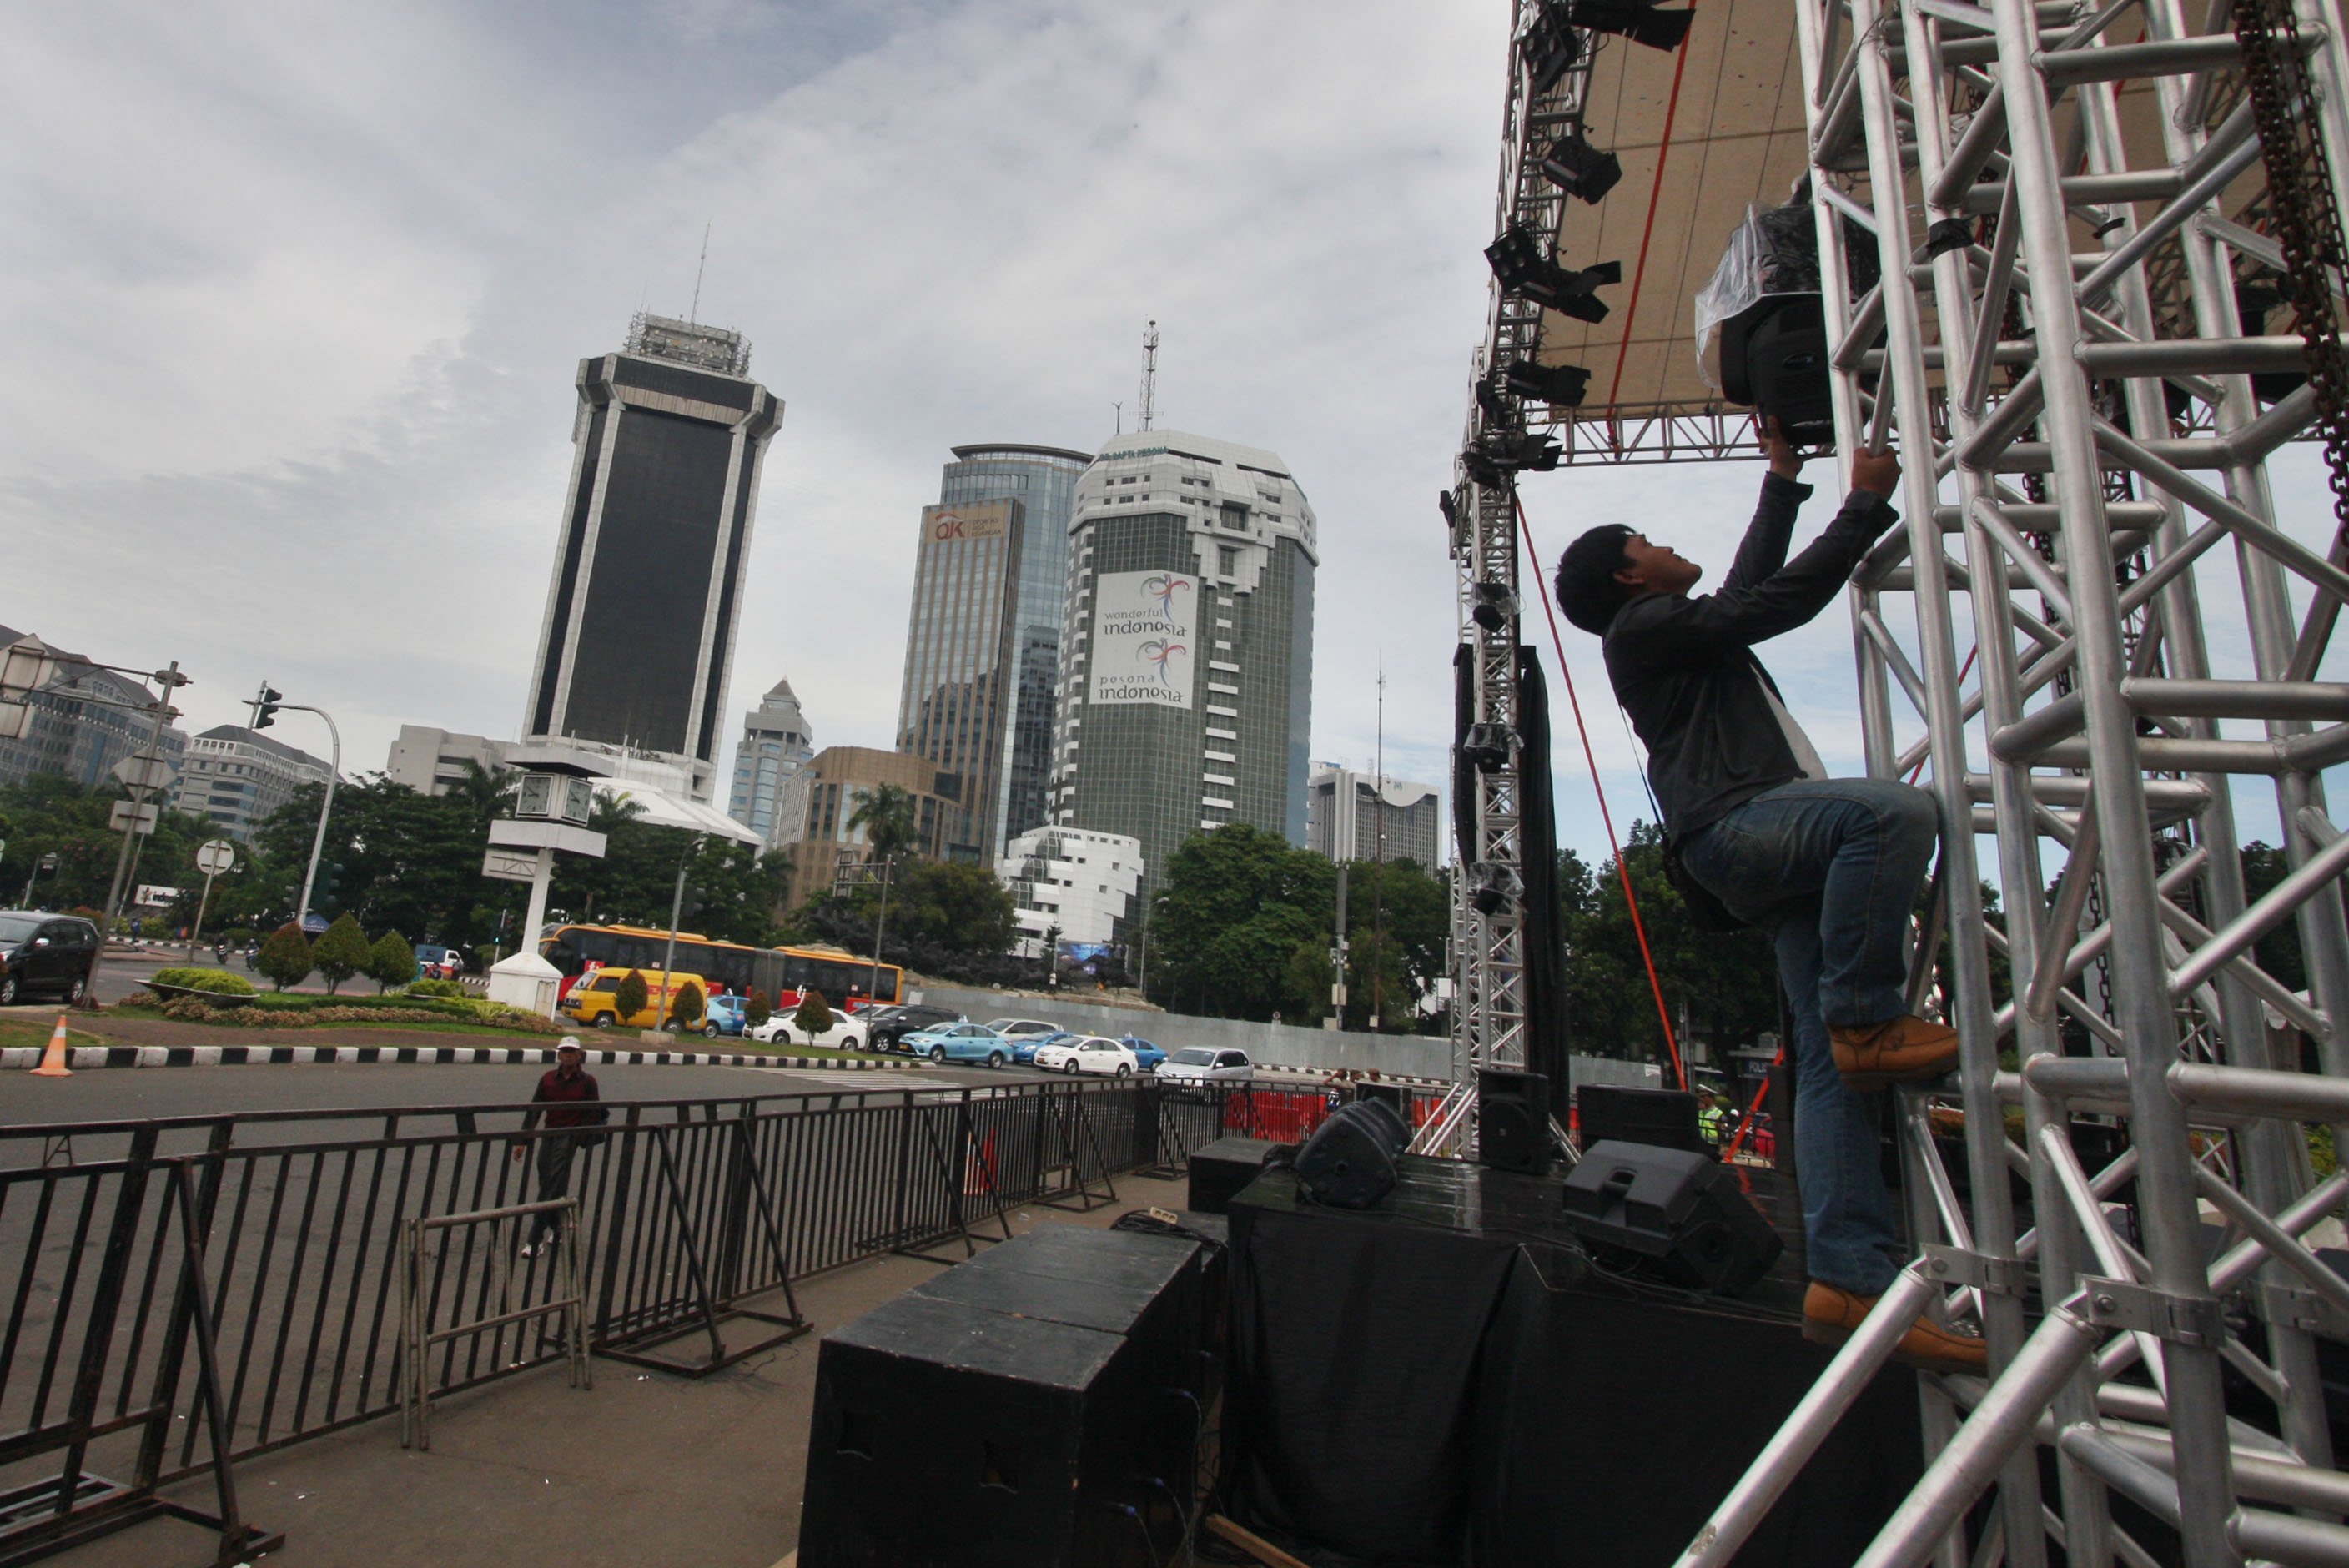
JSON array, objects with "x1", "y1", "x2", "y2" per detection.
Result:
[
  {"x1": 727, "y1": 677, "x2": 815, "y2": 843},
  {"x1": 1305, "y1": 764, "x2": 1444, "y2": 868},
  {"x1": 998, "y1": 826, "x2": 1144, "y2": 955}
]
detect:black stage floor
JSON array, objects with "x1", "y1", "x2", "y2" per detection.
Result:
[{"x1": 1221, "y1": 1153, "x2": 1919, "y2": 1568}]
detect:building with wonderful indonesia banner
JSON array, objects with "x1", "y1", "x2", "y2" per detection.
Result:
[{"x1": 1050, "y1": 430, "x2": 1317, "y2": 919}]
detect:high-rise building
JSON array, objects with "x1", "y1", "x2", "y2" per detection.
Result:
[
  {"x1": 727, "y1": 676, "x2": 814, "y2": 842},
  {"x1": 521, "y1": 312, "x2": 782, "y2": 804},
  {"x1": 170, "y1": 726, "x2": 332, "y2": 841},
  {"x1": 1050, "y1": 430, "x2": 1317, "y2": 916},
  {"x1": 0, "y1": 627, "x2": 187, "y2": 792},
  {"x1": 1305, "y1": 764, "x2": 1443, "y2": 869},
  {"x1": 893, "y1": 444, "x2": 1089, "y2": 865},
  {"x1": 383, "y1": 726, "x2": 515, "y2": 797},
  {"x1": 770, "y1": 746, "x2": 965, "y2": 912}
]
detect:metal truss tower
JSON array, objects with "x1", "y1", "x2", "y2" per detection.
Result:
[{"x1": 1637, "y1": 0, "x2": 2349, "y2": 1560}]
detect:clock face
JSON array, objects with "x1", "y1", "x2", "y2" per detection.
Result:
[{"x1": 518, "y1": 774, "x2": 555, "y2": 817}]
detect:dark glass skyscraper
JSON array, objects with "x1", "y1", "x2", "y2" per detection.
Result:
[
  {"x1": 894, "y1": 443, "x2": 1088, "y2": 863},
  {"x1": 1052, "y1": 430, "x2": 1317, "y2": 917},
  {"x1": 523, "y1": 314, "x2": 782, "y2": 802}
]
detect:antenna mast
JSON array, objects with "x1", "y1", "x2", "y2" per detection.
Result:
[
  {"x1": 1138, "y1": 320, "x2": 1159, "y2": 431},
  {"x1": 689, "y1": 223, "x2": 711, "y2": 324}
]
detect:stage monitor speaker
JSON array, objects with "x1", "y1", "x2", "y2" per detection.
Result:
[
  {"x1": 1189, "y1": 1136, "x2": 1282, "y2": 1216},
  {"x1": 1577, "y1": 1084, "x2": 1710, "y2": 1156},
  {"x1": 1477, "y1": 1069, "x2": 1551, "y2": 1173},
  {"x1": 1561, "y1": 1139, "x2": 1785, "y2": 1295},
  {"x1": 1353, "y1": 1081, "x2": 1412, "y2": 1119},
  {"x1": 1295, "y1": 1100, "x2": 1409, "y2": 1209},
  {"x1": 1719, "y1": 294, "x2": 1836, "y2": 447}
]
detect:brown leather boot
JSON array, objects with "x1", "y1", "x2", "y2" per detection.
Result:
[
  {"x1": 1828, "y1": 1014, "x2": 1959, "y2": 1088},
  {"x1": 1802, "y1": 1281, "x2": 1987, "y2": 1373}
]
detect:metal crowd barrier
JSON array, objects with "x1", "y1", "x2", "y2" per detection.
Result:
[
  {"x1": 0, "y1": 1076, "x2": 1204, "y2": 1566},
  {"x1": 400, "y1": 1197, "x2": 589, "y2": 1452}
]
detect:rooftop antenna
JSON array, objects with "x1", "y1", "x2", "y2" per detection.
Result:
[
  {"x1": 689, "y1": 223, "x2": 711, "y2": 324},
  {"x1": 1138, "y1": 320, "x2": 1159, "y2": 431},
  {"x1": 1113, "y1": 401, "x2": 1124, "y2": 435}
]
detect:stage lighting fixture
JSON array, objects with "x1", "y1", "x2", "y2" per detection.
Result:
[
  {"x1": 1471, "y1": 580, "x2": 1518, "y2": 631},
  {"x1": 1438, "y1": 489, "x2": 1461, "y2": 532},
  {"x1": 1487, "y1": 228, "x2": 1624, "y2": 324},
  {"x1": 1475, "y1": 372, "x2": 1512, "y2": 423},
  {"x1": 1519, "y1": 6, "x2": 1584, "y2": 93},
  {"x1": 1567, "y1": 0, "x2": 1696, "y2": 52},
  {"x1": 1461, "y1": 446, "x2": 1506, "y2": 489},
  {"x1": 1462, "y1": 723, "x2": 1517, "y2": 773},
  {"x1": 1541, "y1": 132, "x2": 1624, "y2": 204},
  {"x1": 1468, "y1": 860, "x2": 1523, "y2": 915},
  {"x1": 1489, "y1": 430, "x2": 1564, "y2": 471},
  {"x1": 1504, "y1": 360, "x2": 1592, "y2": 408}
]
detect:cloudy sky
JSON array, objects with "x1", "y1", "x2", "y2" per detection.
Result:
[{"x1": 5, "y1": 0, "x2": 2340, "y2": 874}]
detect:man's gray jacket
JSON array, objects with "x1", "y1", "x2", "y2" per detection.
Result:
[{"x1": 1599, "y1": 471, "x2": 1899, "y2": 841}]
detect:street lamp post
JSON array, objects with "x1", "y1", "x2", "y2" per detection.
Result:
[
  {"x1": 84, "y1": 661, "x2": 189, "y2": 1009},
  {"x1": 657, "y1": 833, "x2": 704, "y2": 1029},
  {"x1": 250, "y1": 685, "x2": 340, "y2": 933},
  {"x1": 866, "y1": 853, "x2": 894, "y2": 1008}
]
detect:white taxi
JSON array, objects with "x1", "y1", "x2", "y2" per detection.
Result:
[{"x1": 1030, "y1": 1034, "x2": 1139, "y2": 1076}]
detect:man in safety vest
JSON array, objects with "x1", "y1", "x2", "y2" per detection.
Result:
[
  {"x1": 1551, "y1": 420, "x2": 1982, "y2": 1374},
  {"x1": 1696, "y1": 1091, "x2": 1727, "y2": 1145}
]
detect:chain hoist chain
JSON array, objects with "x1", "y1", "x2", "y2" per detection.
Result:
[{"x1": 2235, "y1": 0, "x2": 2349, "y2": 545}]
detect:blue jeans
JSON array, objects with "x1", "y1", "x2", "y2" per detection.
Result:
[{"x1": 1680, "y1": 778, "x2": 1939, "y2": 1295}]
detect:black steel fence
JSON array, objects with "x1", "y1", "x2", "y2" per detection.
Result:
[{"x1": 0, "y1": 1077, "x2": 1208, "y2": 1566}]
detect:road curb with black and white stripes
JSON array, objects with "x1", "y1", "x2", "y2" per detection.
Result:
[{"x1": 0, "y1": 1043, "x2": 934, "y2": 1073}]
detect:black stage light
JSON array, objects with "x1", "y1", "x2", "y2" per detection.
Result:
[
  {"x1": 1490, "y1": 430, "x2": 1565, "y2": 471},
  {"x1": 1489, "y1": 228, "x2": 1625, "y2": 323},
  {"x1": 1520, "y1": 6, "x2": 1584, "y2": 93},
  {"x1": 1504, "y1": 360, "x2": 1592, "y2": 408},
  {"x1": 1467, "y1": 860, "x2": 1523, "y2": 914},
  {"x1": 1475, "y1": 372, "x2": 1512, "y2": 423},
  {"x1": 1541, "y1": 131, "x2": 1624, "y2": 204},
  {"x1": 1471, "y1": 580, "x2": 1518, "y2": 631},
  {"x1": 1567, "y1": 0, "x2": 1697, "y2": 51},
  {"x1": 1438, "y1": 489, "x2": 1461, "y2": 532},
  {"x1": 1461, "y1": 446, "x2": 1506, "y2": 489},
  {"x1": 1462, "y1": 724, "x2": 1517, "y2": 773}
]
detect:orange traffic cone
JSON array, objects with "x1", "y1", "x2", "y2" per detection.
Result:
[{"x1": 30, "y1": 1014, "x2": 71, "y2": 1078}]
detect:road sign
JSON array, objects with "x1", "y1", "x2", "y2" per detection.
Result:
[
  {"x1": 301, "y1": 913, "x2": 329, "y2": 935},
  {"x1": 108, "y1": 801, "x2": 159, "y2": 836},
  {"x1": 481, "y1": 848, "x2": 542, "y2": 884},
  {"x1": 196, "y1": 839, "x2": 236, "y2": 876},
  {"x1": 111, "y1": 755, "x2": 176, "y2": 792}
]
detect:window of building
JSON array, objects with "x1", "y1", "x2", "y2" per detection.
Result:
[{"x1": 1218, "y1": 546, "x2": 1238, "y2": 575}]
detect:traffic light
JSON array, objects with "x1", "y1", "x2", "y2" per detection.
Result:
[
  {"x1": 314, "y1": 862, "x2": 344, "y2": 908},
  {"x1": 249, "y1": 683, "x2": 284, "y2": 731}
]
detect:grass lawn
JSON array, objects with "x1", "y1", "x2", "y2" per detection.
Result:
[{"x1": 0, "y1": 1018, "x2": 109, "y2": 1052}]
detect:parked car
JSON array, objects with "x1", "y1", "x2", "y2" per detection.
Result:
[
  {"x1": 1120, "y1": 1035, "x2": 1167, "y2": 1071},
  {"x1": 864, "y1": 1003, "x2": 964, "y2": 1053},
  {"x1": 746, "y1": 1013, "x2": 866, "y2": 1051},
  {"x1": 559, "y1": 968, "x2": 714, "y2": 1031},
  {"x1": 1030, "y1": 1035, "x2": 1139, "y2": 1077},
  {"x1": 982, "y1": 1018, "x2": 1064, "y2": 1051},
  {"x1": 0, "y1": 912, "x2": 100, "y2": 1006},
  {"x1": 700, "y1": 995, "x2": 748, "y2": 1038},
  {"x1": 1014, "y1": 1029, "x2": 1080, "y2": 1066},
  {"x1": 1155, "y1": 1047, "x2": 1255, "y2": 1084},
  {"x1": 900, "y1": 1022, "x2": 1017, "y2": 1066}
]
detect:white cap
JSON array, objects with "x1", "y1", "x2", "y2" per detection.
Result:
[{"x1": 556, "y1": 1036, "x2": 584, "y2": 1053}]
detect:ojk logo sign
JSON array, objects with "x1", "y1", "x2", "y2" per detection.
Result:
[
  {"x1": 925, "y1": 503, "x2": 1011, "y2": 543},
  {"x1": 1090, "y1": 570, "x2": 1195, "y2": 710}
]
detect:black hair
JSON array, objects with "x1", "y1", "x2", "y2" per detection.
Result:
[{"x1": 1554, "y1": 524, "x2": 1637, "y2": 634}]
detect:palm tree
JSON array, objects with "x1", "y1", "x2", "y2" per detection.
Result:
[
  {"x1": 844, "y1": 785, "x2": 920, "y2": 1003},
  {"x1": 447, "y1": 759, "x2": 515, "y2": 821}
]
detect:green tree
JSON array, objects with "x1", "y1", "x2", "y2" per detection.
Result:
[
  {"x1": 366, "y1": 929, "x2": 416, "y2": 994},
  {"x1": 744, "y1": 987, "x2": 772, "y2": 1028},
  {"x1": 1149, "y1": 823, "x2": 1338, "y2": 1020},
  {"x1": 311, "y1": 913, "x2": 370, "y2": 994},
  {"x1": 847, "y1": 784, "x2": 922, "y2": 862},
  {"x1": 256, "y1": 922, "x2": 314, "y2": 992},
  {"x1": 669, "y1": 978, "x2": 706, "y2": 1030},
  {"x1": 614, "y1": 969, "x2": 649, "y2": 1023},
  {"x1": 546, "y1": 797, "x2": 785, "y2": 946},
  {"x1": 862, "y1": 860, "x2": 1017, "y2": 953},
  {"x1": 795, "y1": 987, "x2": 834, "y2": 1034}
]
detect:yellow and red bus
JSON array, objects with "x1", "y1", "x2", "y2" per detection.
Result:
[{"x1": 538, "y1": 924, "x2": 903, "y2": 1011}]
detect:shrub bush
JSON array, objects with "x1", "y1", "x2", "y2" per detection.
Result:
[
  {"x1": 794, "y1": 988, "x2": 834, "y2": 1035},
  {"x1": 256, "y1": 924, "x2": 314, "y2": 992},
  {"x1": 313, "y1": 914, "x2": 370, "y2": 995},
  {"x1": 366, "y1": 930, "x2": 416, "y2": 994},
  {"x1": 744, "y1": 987, "x2": 772, "y2": 1028},
  {"x1": 149, "y1": 967, "x2": 258, "y2": 997},
  {"x1": 614, "y1": 971, "x2": 649, "y2": 1022},
  {"x1": 405, "y1": 978, "x2": 468, "y2": 999},
  {"x1": 670, "y1": 980, "x2": 706, "y2": 1029}
]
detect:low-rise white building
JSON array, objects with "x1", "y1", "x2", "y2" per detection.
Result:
[
  {"x1": 383, "y1": 725, "x2": 516, "y2": 796},
  {"x1": 999, "y1": 826, "x2": 1143, "y2": 956}
]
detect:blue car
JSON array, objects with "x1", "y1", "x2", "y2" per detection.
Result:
[
  {"x1": 700, "y1": 995, "x2": 748, "y2": 1038},
  {"x1": 1120, "y1": 1036, "x2": 1166, "y2": 1071},
  {"x1": 899, "y1": 1022, "x2": 1018, "y2": 1067},
  {"x1": 1017, "y1": 1030, "x2": 1081, "y2": 1066}
]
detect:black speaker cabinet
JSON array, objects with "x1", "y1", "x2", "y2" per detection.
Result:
[
  {"x1": 1577, "y1": 1083, "x2": 1710, "y2": 1157},
  {"x1": 1561, "y1": 1140, "x2": 1785, "y2": 1295},
  {"x1": 1353, "y1": 1080, "x2": 1412, "y2": 1120},
  {"x1": 1720, "y1": 294, "x2": 1836, "y2": 446},
  {"x1": 928, "y1": 1224, "x2": 1207, "y2": 1400},
  {"x1": 1477, "y1": 1069, "x2": 1552, "y2": 1173},
  {"x1": 1295, "y1": 1099, "x2": 1409, "y2": 1209},
  {"x1": 1189, "y1": 1136, "x2": 1281, "y2": 1215}
]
